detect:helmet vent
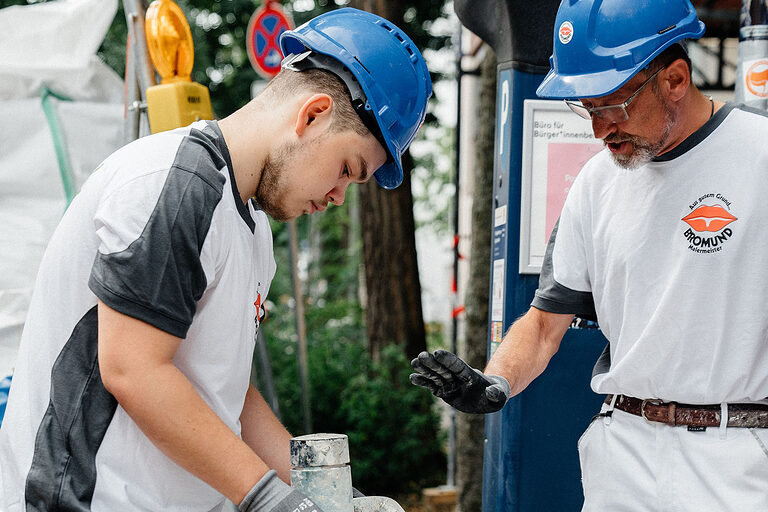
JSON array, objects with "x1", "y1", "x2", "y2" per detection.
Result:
[
  {"x1": 657, "y1": 24, "x2": 676, "y2": 35},
  {"x1": 354, "y1": 56, "x2": 371, "y2": 74}
]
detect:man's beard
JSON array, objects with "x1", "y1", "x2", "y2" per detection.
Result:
[
  {"x1": 605, "y1": 102, "x2": 674, "y2": 170},
  {"x1": 254, "y1": 144, "x2": 294, "y2": 222}
]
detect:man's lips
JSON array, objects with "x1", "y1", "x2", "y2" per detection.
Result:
[
  {"x1": 605, "y1": 140, "x2": 630, "y2": 153},
  {"x1": 308, "y1": 201, "x2": 327, "y2": 214}
]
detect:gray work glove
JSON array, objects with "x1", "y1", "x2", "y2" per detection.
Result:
[
  {"x1": 239, "y1": 470, "x2": 324, "y2": 512},
  {"x1": 409, "y1": 350, "x2": 511, "y2": 414}
]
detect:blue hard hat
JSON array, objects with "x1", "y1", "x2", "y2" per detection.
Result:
[
  {"x1": 536, "y1": 0, "x2": 705, "y2": 99},
  {"x1": 280, "y1": 8, "x2": 432, "y2": 189}
]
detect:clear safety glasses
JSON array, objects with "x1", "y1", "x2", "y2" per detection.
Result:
[{"x1": 564, "y1": 67, "x2": 664, "y2": 123}]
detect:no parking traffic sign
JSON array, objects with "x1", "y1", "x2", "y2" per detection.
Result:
[{"x1": 246, "y1": 1, "x2": 294, "y2": 79}]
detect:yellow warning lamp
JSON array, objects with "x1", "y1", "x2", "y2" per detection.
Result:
[{"x1": 144, "y1": 0, "x2": 213, "y2": 133}]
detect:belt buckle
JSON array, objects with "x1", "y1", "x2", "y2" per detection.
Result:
[{"x1": 640, "y1": 399, "x2": 661, "y2": 422}]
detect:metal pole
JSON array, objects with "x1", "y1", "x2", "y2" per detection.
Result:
[
  {"x1": 289, "y1": 219, "x2": 312, "y2": 433},
  {"x1": 122, "y1": 0, "x2": 156, "y2": 142},
  {"x1": 445, "y1": 21, "x2": 464, "y2": 491},
  {"x1": 255, "y1": 329, "x2": 281, "y2": 421},
  {"x1": 122, "y1": 0, "x2": 156, "y2": 94}
]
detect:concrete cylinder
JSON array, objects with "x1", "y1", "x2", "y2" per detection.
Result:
[{"x1": 290, "y1": 433, "x2": 353, "y2": 512}]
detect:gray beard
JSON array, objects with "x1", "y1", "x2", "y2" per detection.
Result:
[
  {"x1": 608, "y1": 134, "x2": 667, "y2": 169},
  {"x1": 607, "y1": 103, "x2": 675, "y2": 170}
]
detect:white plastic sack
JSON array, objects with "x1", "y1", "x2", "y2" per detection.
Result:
[
  {"x1": 0, "y1": 0, "x2": 125, "y2": 377},
  {"x1": 0, "y1": 0, "x2": 122, "y2": 101}
]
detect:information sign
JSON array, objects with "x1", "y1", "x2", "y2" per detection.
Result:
[{"x1": 519, "y1": 100, "x2": 602, "y2": 274}]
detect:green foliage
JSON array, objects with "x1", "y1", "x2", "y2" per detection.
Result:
[
  {"x1": 340, "y1": 344, "x2": 446, "y2": 496},
  {"x1": 258, "y1": 200, "x2": 445, "y2": 496}
]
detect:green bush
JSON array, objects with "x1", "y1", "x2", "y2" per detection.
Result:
[
  {"x1": 256, "y1": 204, "x2": 445, "y2": 497},
  {"x1": 340, "y1": 344, "x2": 445, "y2": 496},
  {"x1": 259, "y1": 310, "x2": 445, "y2": 496}
]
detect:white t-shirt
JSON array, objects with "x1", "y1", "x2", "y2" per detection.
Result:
[
  {"x1": 0, "y1": 121, "x2": 276, "y2": 511},
  {"x1": 532, "y1": 104, "x2": 768, "y2": 405}
]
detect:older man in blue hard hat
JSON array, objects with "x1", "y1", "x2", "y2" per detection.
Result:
[
  {"x1": 0, "y1": 8, "x2": 431, "y2": 512},
  {"x1": 411, "y1": 0, "x2": 768, "y2": 509}
]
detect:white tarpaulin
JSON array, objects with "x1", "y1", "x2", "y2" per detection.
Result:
[{"x1": 0, "y1": 0, "x2": 125, "y2": 378}]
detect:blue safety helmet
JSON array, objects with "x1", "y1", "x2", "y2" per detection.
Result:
[
  {"x1": 280, "y1": 8, "x2": 432, "y2": 189},
  {"x1": 536, "y1": 0, "x2": 705, "y2": 99}
]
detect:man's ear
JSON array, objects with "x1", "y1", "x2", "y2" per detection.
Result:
[
  {"x1": 295, "y1": 94, "x2": 334, "y2": 136},
  {"x1": 661, "y1": 58, "x2": 690, "y2": 103}
]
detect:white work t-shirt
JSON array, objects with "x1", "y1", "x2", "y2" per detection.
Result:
[
  {"x1": 532, "y1": 104, "x2": 768, "y2": 405},
  {"x1": 0, "y1": 121, "x2": 275, "y2": 511}
]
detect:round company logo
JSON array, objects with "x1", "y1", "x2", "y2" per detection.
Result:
[
  {"x1": 745, "y1": 60, "x2": 768, "y2": 98},
  {"x1": 681, "y1": 193, "x2": 738, "y2": 254},
  {"x1": 559, "y1": 21, "x2": 574, "y2": 44}
]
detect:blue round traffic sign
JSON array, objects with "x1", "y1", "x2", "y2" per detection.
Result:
[{"x1": 246, "y1": 2, "x2": 294, "y2": 79}]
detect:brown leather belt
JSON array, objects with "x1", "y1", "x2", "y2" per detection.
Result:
[{"x1": 605, "y1": 394, "x2": 768, "y2": 428}]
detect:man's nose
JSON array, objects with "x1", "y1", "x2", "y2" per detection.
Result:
[
  {"x1": 591, "y1": 114, "x2": 617, "y2": 140},
  {"x1": 327, "y1": 181, "x2": 350, "y2": 206}
]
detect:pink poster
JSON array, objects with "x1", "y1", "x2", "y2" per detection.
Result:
[{"x1": 545, "y1": 142, "x2": 603, "y2": 243}]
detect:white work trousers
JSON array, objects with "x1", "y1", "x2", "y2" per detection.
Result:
[{"x1": 578, "y1": 406, "x2": 768, "y2": 511}]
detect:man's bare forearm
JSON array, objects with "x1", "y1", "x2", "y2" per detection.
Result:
[
  {"x1": 240, "y1": 385, "x2": 293, "y2": 483},
  {"x1": 485, "y1": 308, "x2": 573, "y2": 396}
]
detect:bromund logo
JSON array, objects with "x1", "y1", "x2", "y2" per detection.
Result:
[
  {"x1": 681, "y1": 194, "x2": 737, "y2": 254},
  {"x1": 559, "y1": 21, "x2": 573, "y2": 44}
]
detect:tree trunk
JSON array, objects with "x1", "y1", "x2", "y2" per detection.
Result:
[
  {"x1": 352, "y1": 0, "x2": 427, "y2": 361},
  {"x1": 359, "y1": 151, "x2": 426, "y2": 360},
  {"x1": 456, "y1": 46, "x2": 496, "y2": 512}
]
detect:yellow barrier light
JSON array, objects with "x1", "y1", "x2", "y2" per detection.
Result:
[{"x1": 144, "y1": 0, "x2": 212, "y2": 133}]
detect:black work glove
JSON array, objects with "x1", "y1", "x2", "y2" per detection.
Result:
[
  {"x1": 239, "y1": 470, "x2": 325, "y2": 512},
  {"x1": 409, "y1": 350, "x2": 511, "y2": 414}
]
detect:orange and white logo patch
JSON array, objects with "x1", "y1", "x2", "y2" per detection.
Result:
[
  {"x1": 682, "y1": 193, "x2": 737, "y2": 254},
  {"x1": 559, "y1": 21, "x2": 574, "y2": 44},
  {"x1": 745, "y1": 60, "x2": 768, "y2": 98},
  {"x1": 681, "y1": 205, "x2": 737, "y2": 232},
  {"x1": 253, "y1": 288, "x2": 266, "y2": 329}
]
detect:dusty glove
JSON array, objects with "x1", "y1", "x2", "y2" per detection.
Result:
[
  {"x1": 409, "y1": 350, "x2": 511, "y2": 414},
  {"x1": 239, "y1": 470, "x2": 324, "y2": 512}
]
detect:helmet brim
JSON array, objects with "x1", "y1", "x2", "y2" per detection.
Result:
[
  {"x1": 373, "y1": 160, "x2": 403, "y2": 190},
  {"x1": 536, "y1": 66, "x2": 638, "y2": 99}
]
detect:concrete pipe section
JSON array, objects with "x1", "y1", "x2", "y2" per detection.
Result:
[{"x1": 289, "y1": 433, "x2": 405, "y2": 512}]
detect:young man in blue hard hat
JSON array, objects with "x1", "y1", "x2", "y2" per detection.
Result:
[
  {"x1": 411, "y1": 0, "x2": 768, "y2": 509},
  {"x1": 0, "y1": 8, "x2": 431, "y2": 512}
]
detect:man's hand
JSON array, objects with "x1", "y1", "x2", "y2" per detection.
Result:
[
  {"x1": 409, "y1": 350, "x2": 511, "y2": 414},
  {"x1": 239, "y1": 470, "x2": 325, "y2": 512}
]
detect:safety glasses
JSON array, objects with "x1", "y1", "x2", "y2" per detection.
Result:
[{"x1": 565, "y1": 67, "x2": 664, "y2": 123}]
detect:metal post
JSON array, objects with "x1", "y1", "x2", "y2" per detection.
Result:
[
  {"x1": 255, "y1": 329, "x2": 281, "y2": 420},
  {"x1": 289, "y1": 219, "x2": 312, "y2": 433},
  {"x1": 121, "y1": 0, "x2": 156, "y2": 142},
  {"x1": 445, "y1": 19, "x2": 464, "y2": 491}
]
